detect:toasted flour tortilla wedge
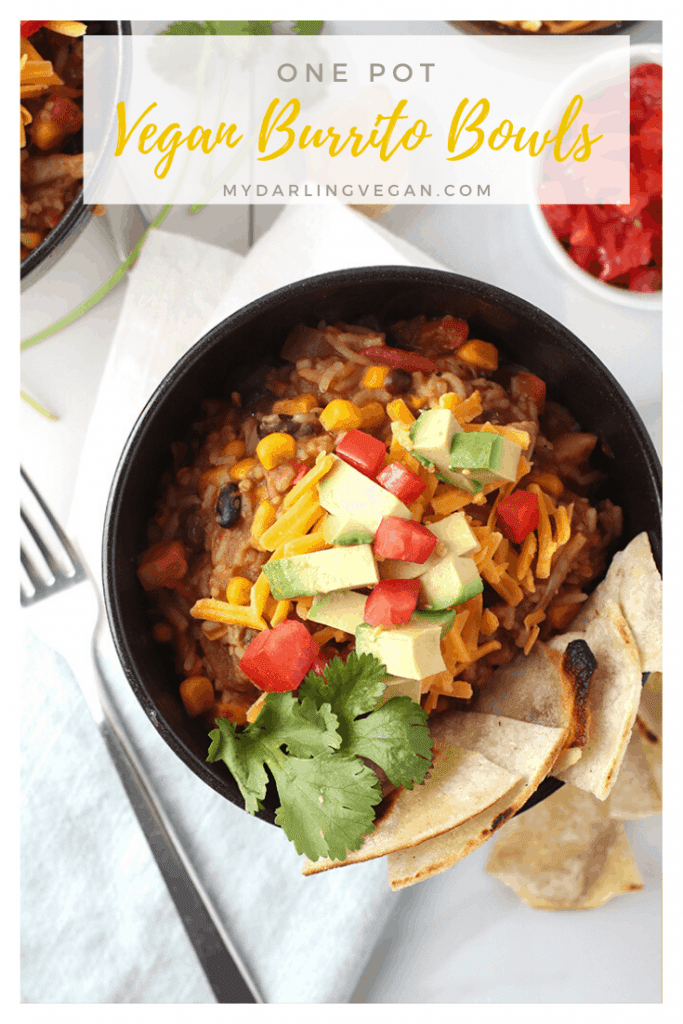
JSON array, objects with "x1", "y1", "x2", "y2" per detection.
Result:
[
  {"x1": 485, "y1": 784, "x2": 643, "y2": 909},
  {"x1": 387, "y1": 713, "x2": 566, "y2": 890},
  {"x1": 607, "y1": 720, "x2": 661, "y2": 819},
  {"x1": 572, "y1": 532, "x2": 662, "y2": 673},
  {"x1": 301, "y1": 746, "x2": 522, "y2": 875},
  {"x1": 468, "y1": 639, "x2": 586, "y2": 742},
  {"x1": 549, "y1": 599, "x2": 642, "y2": 800}
]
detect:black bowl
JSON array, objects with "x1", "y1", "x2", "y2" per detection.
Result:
[
  {"x1": 103, "y1": 266, "x2": 662, "y2": 825},
  {"x1": 453, "y1": 21, "x2": 641, "y2": 36},
  {"x1": 20, "y1": 21, "x2": 131, "y2": 290}
]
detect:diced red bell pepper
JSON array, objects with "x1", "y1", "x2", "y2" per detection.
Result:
[
  {"x1": 376, "y1": 462, "x2": 426, "y2": 504},
  {"x1": 137, "y1": 540, "x2": 188, "y2": 591},
  {"x1": 495, "y1": 491, "x2": 539, "y2": 544},
  {"x1": 239, "y1": 620, "x2": 319, "y2": 692},
  {"x1": 21, "y1": 21, "x2": 49, "y2": 37},
  {"x1": 290, "y1": 462, "x2": 309, "y2": 488},
  {"x1": 374, "y1": 516, "x2": 438, "y2": 564},
  {"x1": 335, "y1": 429, "x2": 387, "y2": 479},
  {"x1": 513, "y1": 371, "x2": 546, "y2": 413},
  {"x1": 419, "y1": 315, "x2": 469, "y2": 350},
  {"x1": 363, "y1": 579, "x2": 420, "y2": 627},
  {"x1": 361, "y1": 345, "x2": 439, "y2": 375}
]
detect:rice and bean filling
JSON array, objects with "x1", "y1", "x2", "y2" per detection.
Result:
[{"x1": 142, "y1": 314, "x2": 622, "y2": 725}]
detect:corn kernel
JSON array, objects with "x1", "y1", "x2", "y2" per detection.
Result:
[
  {"x1": 458, "y1": 339, "x2": 499, "y2": 371},
  {"x1": 221, "y1": 439, "x2": 246, "y2": 459},
  {"x1": 256, "y1": 432, "x2": 297, "y2": 471},
  {"x1": 251, "y1": 499, "x2": 277, "y2": 544},
  {"x1": 438, "y1": 392, "x2": 462, "y2": 414},
  {"x1": 362, "y1": 365, "x2": 390, "y2": 389},
  {"x1": 230, "y1": 457, "x2": 258, "y2": 481},
  {"x1": 407, "y1": 394, "x2": 427, "y2": 411},
  {"x1": 226, "y1": 576, "x2": 252, "y2": 605},
  {"x1": 179, "y1": 676, "x2": 214, "y2": 718},
  {"x1": 359, "y1": 401, "x2": 386, "y2": 430},
  {"x1": 387, "y1": 398, "x2": 415, "y2": 425},
  {"x1": 273, "y1": 393, "x2": 318, "y2": 415},
  {"x1": 319, "y1": 399, "x2": 363, "y2": 433}
]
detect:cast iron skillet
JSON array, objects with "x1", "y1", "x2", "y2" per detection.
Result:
[
  {"x1": 20, "y1": 21, "x2": 132, "y2": 290},
  {"x1": 103, "y1": 266, "x2": 662, "y2": 825}
]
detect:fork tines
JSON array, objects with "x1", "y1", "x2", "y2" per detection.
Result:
[{"x1": 20, "y1": 468, "x2": 86, "y2": 606}]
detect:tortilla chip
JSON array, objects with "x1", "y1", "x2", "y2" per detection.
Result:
[
  {"x1": 572, "y1": 532, "x2": 662, "y2": 673},
  {"x1": 607, "y1": 721, "x2": 661, "y2": 819},
  {"x1": 387, "y1": 713, "x2": 566, "y2": 890},
  {"x1": 301, "y1": 746, "x2": 521, "y2": 874},
  {"x1": 550, "y1": 600, "x2": 642, "y2": 800},
  {"x1": 485, "y1": 784, "x2": 643, "y2": 909},
  {"x1": 468, "y1": 640, "x2": 580, "y2": 739},
  {"x1": 638, "y1": 671, "x2": 662, "y2": 740}
]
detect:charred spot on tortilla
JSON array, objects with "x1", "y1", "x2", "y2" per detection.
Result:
[
  {"x1": 490, "y1": 808, "x2": 515, "y2": 832},
  {"x1": 562, "y1": 639, "x2": 597, "y2": 747},
  {"x1": 636, "y1": 717, "x2": 659, "y2": 746}
]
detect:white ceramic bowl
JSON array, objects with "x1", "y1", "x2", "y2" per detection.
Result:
[{"x1": 529, "y1": 42, "x2": 662, "y2": 311}]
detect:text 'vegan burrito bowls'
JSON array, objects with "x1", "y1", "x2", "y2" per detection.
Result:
[{"x1": 103, "y1": 267, "x2": 661, "y2": 889}]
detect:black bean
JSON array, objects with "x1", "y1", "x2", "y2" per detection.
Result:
[
  {"x1": 257, "y1": 414, "x2": 301, "y2": 439},
  {"x1": 385, "y1": 369, "x2": 413, "y2": 394},
  {"x1": 215, "y1": 484, "x2": 242, "y2": 528}
]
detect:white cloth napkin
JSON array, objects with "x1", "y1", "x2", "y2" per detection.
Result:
[{"x1": 21, "y1": 203, "x2": 445, "y2": 1003}]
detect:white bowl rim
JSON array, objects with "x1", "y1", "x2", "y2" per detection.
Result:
[{"x1": 529, "y1": 41, "x2": 662, "y2": 311}]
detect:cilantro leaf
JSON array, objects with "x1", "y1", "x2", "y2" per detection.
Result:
[
  {"x1": 163, "y1": 21, "x2": 209, "y2": 35},
  {"x1": 346, "y1": 696, "x2": 434, "y2": 789},
  {"x1": 292, "y1": 21, "x2": 324, "y2": 35},
  {"x1": 272, "y1": 753, "x2": 381, "y2": 861},
  {"x1": 299, "y1": 653, "x2": 433, "y2": 788},
  {"x1": 207, "y1": 691, "x2": 340, "y2": 815}
]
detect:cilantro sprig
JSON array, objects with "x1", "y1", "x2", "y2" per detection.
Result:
[{"x1": 207, "y1": 653, "x2": 433, "y2": 861}]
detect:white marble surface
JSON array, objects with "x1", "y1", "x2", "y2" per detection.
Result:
[{"x1": 19, "y1": 19, "x2": 662, "y2": 1005}]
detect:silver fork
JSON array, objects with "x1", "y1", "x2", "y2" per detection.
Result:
[{"x1": 20, "y1": 467, "x2": 262, "y2": 1004}]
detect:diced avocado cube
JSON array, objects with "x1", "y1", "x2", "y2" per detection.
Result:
[
  {"x1": 323, "y1": 514, "x2": 375, "y2": 547},
  {"x1": 308, "y1": 590, "x2": 367, "y2": 633},
  {"x1": 428, "y1": 511, "x2": 480, "y2": 557},
  {"x1": 410, "y1": 410, "x2": 481, "y2": 494},
  {"x1": 376, "y1": 675, "x2": 422, "y2": 707},
  {"x1": 318, "y1": 457, "x2": 411, "y2": 532},
  {"x1": 411, "y1": 607, "x2": 457, "y2": 637},
  {"x1": 355, "y1": 619, "x2": 446, "y2": 680},
  {"x1": 263, "y1": 544, "x2": 378, "y2": 600},
  {"x1": 418, "y1": 554, "x2": 483, "y2": 611},
  {"x1": 378, "y1": 511, "x2": 479, "y2": 583},
  {"x1": 449, "y1": 432, "x2": 522, "y2": 486}
]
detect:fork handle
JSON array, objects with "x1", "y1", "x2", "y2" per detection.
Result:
[{"x1": 98, "y1": 715, "x2": 260, "y2": 1003}]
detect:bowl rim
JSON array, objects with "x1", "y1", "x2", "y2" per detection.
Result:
[
  {"x1": 102, "y1": 264, "x2": 662, "y2": 815},
  {"x1": 529, "y1": 42, "x2": 662, "y2": 310},
  {"x1": 20, "y1": 20, "x2": 132, "y2": 289}
]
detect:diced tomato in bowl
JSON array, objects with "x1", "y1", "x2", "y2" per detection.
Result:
[{"x1": 537, "y1": 55, "x2": 662, "y2": 305}]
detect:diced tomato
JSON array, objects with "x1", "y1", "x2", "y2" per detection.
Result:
[
  {"x1": 495, "y1": 491, "x2": 539, "y2": 544},
  {"x1": 290, "y1": 462, "x2": 309, "y2": 488},
  {"x1": 569, "y1": 206, "x2": 596, "y2": 248},
  {"x1": 362, "y1": 345, "x2": 439, "y2": 375},
  {"x1": 239, "y1": 620, "x2": 319, "y2": 692},
  {"x1": 419, "y1": 315, "x2": 469, "y2": 350},
  {"x1": 598, "y1": 220, "x2": 654, "y2": 281},
  {"x1": 639, "y1": 112, "x2": 662, "y2": 155},
  {"x1": 310, "y1": 648, "x2": 333, "y2": 676},
  {"x1": 137, "y1": 540, "x2": 188, "y2": 591},
  {"x1": 376, "y1": 462, "x2": 426, "y2": 504},
  {"x1": 21, "y1": 21, "x2": 48, "y2": 37},
  {"x1": 541, "y1": 204, "x2": 573, "y2": 238},
  {"x1": 374, "y1": 516, "x2": 438, "y2": 564},
  {"x1": 363, "y1": 579, "x2": 420, "y2": 627},
  {"x1": 335, "y1": 429, "x2": 387, "y2": 479},
  {"x1": 513, "y1": 371, "x2": 546, "y2": 413},
  {"x1": 629, "y1": 267, "x2": 662, "y2": 292}
]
